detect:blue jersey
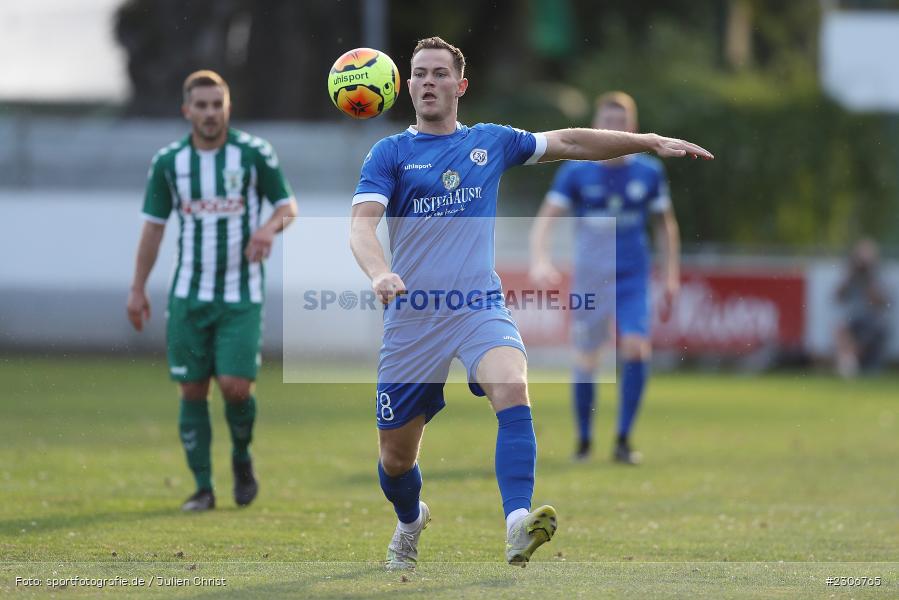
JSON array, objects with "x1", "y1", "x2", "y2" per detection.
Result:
[
  {"x1": 353, "y1": 122, "x2": 546, "y2": 325},
  {"x1": 546, "y1": 155, "x2": 670, "y2": 283}
]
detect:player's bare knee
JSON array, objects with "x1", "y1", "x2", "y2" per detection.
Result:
[
  {"x1": 621, "y1": 346, "x2": 651, "y2": 361},
  {"x1": 575, "y1": 350, "x2": 600, "y2": 372},
  {"x1": 379, "y1": 448, "x2": 416, "y2": 477},
  {"x1": 180, "y1": 380, "x2": 210, "y2": 401},
  {"x1": 217, "y1": 376, "x2": 253, "y2": 403},
  {"x1": 621, "y1": 337, "x2": 651, "y2": 361},
  {"x1": 378, "y1": 417, "x2": 423, "y2": 476},
  {"x1": 488, "y1": 381, "x2": 529, "y2": 412}
]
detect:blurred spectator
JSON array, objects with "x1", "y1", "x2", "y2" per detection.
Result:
[{"x1": 834, "y1": 238, "x2": 890, "y2": 377}]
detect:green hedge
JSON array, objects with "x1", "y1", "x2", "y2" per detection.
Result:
[{"x1": 468, "y1": 22, "x2": 898, "y2": 248}]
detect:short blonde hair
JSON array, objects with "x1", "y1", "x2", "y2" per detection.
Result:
[
  {"x1": 182, "y1": 70, "x2": 230, "y2": 104},
  {"x1": 595, "y1": 91, "x2": 638, "y2": 128}
]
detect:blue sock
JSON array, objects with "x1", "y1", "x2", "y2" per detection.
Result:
[
  {"x1": 573, "y1": 367, "x2": 595, "y2": 444},
  {"x1": 618, "y1": 360, "x2": 648, "y2": 438},
  {"x1": 378, "y1": 462, "x2": 422, "y2": 524},
  {"x1": 495, "y1": 405, "x2": 536, "y2": 518}
]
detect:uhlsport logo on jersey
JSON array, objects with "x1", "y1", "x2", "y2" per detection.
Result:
[
  {"x1": 469, "y1": 148, "x2": 488, "y2": 166},
  {"x1": 442, "y1": 169, "x2": 461, "y2": 191}
]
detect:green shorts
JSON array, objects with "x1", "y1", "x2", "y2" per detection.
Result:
[{"x1": 166, "y1": 297, "x2": 263, "y2": 382}]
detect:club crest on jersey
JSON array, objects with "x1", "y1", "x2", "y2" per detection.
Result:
[
  {"x1": 582, "y1": 184, "x2": 603, "y2": 198},
  {"x1": 626, "y1": 180, "x2": 647, "y2": 201},
  {"x1": 442, "y1": 169, "x2": 461, "y2": 191},
  {"x1": 223, "y1": 168, "x2": 245, "y2": 196},
  {"x1": 469, "y1": 148, "x2": 488, "y2": 166}
]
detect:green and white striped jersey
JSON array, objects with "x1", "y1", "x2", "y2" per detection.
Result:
[{"x1": 142, "y1": 128, "x2": 293, "y2": 304}]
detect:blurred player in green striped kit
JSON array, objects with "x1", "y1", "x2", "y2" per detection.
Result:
[{"x1": 127, "y1": 70, "x2": 297, "y2": 511}]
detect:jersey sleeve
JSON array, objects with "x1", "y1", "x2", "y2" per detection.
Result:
[
  {"x1": 141, "y1": 153, "x2": 173, "y2": 224},
  {"x1": 352, "y1": 138, "x2": 397, "y2": 207},
  {"x1": 545, "y1": 162, "x2": 577, "y2": 210},
  {"x1": 256, "y1": 142, "x2": 294, "y2": 207},
  {"x1": 648, "y1": 162, "x2": 672, "y2": 213},
  {"x1": 490, "y1": 124, "x2": 547, "y2": 168}
]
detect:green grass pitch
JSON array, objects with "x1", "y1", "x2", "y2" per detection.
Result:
[{"x1": 1, "y1": 355, "x2": 897, "y2": 598}]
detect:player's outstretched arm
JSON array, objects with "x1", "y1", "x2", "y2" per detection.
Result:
[
  {"x1": 538, "y1": 129, "x2": 713, "y2": 163},
  {"x1": 127, "y1": 221, "x2": 165, "y2": 332},
  {"x1": 350, "y1": 202, "x2": 406, "y2": 304}
]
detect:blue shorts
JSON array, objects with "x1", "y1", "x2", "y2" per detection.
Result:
[
  {"x1": 375, "y1": 306, "x2": 527, "y2": 429},
  {"x1": 572, "y1": 275, "x2": 649, "y2": 352}
]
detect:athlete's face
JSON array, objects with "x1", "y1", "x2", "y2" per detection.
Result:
[
  {"x1": 408, "y1": 49, "x2": 468, "y2": 122},
  {"x1": 182, "y1": 85, "x2": 230, "y2": 143},
  {"x1": 593, "y1": 104, "x2": 634, "y2": 133}
]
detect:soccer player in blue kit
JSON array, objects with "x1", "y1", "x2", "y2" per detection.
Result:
[
  {"x1": 349, "y1": 38, "x2": 711, "y2": 569},
  {"x1": 530, "y1": 92, "x2": 681, "y2": 465}
]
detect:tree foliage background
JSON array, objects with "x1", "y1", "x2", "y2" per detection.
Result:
[{"x1": 114, "y1": 0, "x2": 899, "y2": 248}]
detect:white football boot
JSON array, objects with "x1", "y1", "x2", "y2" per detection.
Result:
[
  {"x1": 506, "y1": 505, "x2": 558, "y2": 566},
  {"x1": 385, "y1": 502, "x2": 431, "y2": 571}
]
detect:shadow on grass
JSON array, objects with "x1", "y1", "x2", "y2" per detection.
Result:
[{"x1": 188, "y1": 563, "x2": 522, "y2": 600}]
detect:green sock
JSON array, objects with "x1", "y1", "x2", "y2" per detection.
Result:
[
  {"x1": 225, "y1": 395, "x2": 256, "y2": 463},
  {"x1": 179, "y1": 399, "x2": 212, "y2": 491}
]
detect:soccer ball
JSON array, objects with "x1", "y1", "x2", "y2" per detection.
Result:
[{"x1": 328, "y1": 48, "x2": 400, "y2": 119}]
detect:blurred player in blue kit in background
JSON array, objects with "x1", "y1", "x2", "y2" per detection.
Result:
[
  {"x1": 530, "y1": 92, "x2": 681, "y2": 465},
  {"x1": 349, "y1": 38, "x2": 710, "y2": 569}
]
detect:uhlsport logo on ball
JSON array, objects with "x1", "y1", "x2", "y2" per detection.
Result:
[
  {"x1": 328, "y1": 48, "x2": 400, "y2": 119},
  {"x1": 338, "y1": 291, "x2": 359, "y2": 310}
]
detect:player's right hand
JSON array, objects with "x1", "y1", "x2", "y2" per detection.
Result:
[
  {"x1": 529, "y1": 261, "x2": 562, "y2": 290},
  {"x1": 371, "y1": 272, "x2": 407, "y2": 305},
  {"x1": 126, "y1": 288, "x2": 151, "y2": 332}
]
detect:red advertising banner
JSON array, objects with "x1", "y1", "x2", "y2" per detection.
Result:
[
  {"x1": 651, "y1": 268, "x2": 805, "y2": 353},
  {"x1": 498, "y1": 266, "x2": 805, "y2": 355}
]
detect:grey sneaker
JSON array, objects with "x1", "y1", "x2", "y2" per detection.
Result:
[
  {"x1": 385, "y1": 502, "x2": 430, "y2": 571},
  {"x1": 506, "y1": 505, "x2": 557, "y2": 567}
]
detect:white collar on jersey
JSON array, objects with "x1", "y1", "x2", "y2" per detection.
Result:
[{"x1": 406, "y1": 121, "x2": 463, "y2": 135}]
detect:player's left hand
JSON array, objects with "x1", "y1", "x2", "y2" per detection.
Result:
[
  {"x1": 659, "y1": 277, "x2": 680, "y2": 323},
  {"x1": 649, "y1": 134, "x2": 714, "y2": 161},
  {"x1": 245, "y1": 227, "x2": 275, "y2": 262}
]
